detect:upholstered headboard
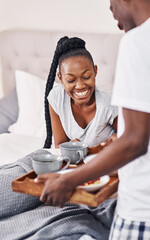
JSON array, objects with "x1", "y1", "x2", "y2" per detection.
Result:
[{"x1": 0, "y1": 30, "x2": 122, "y2": 96}]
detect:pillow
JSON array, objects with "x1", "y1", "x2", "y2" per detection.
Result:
[
  {"x1": 9, "y1": 71, "x2": 46, "y2": 139},
  {"x1": 0, "y1": 88, "x2": 19, "y2": 134}
]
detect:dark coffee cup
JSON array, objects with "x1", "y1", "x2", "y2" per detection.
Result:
[
  {"x1": 60, "y1": 142, "x2": 88, "y2": 164},
  {"x1": 31, "y1": 153, "x2": 70, "y2": 175}
]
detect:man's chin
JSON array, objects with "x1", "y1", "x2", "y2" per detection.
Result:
[{"x1": 117, "y1": 22, "x2": 124, "y2": 31}]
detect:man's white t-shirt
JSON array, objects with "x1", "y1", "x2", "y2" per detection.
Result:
[{"x1": 112, "y1": 18, "x2": 150, "y2": 221}]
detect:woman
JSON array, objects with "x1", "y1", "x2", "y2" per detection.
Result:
[{"x1": 44, "y1": 36, "x2": 117, "y2": 149}]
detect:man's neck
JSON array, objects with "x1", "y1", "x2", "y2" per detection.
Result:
[
  {"x1": 133, "y1": 3, "x2": 150, "y2": 27},
  {"x1": 136, "y1": 14, "x2": 150, "y2": 27}
]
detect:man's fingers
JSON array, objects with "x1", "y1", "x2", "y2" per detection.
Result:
[
  {"x1": 40, "y1": 185, "x2": 49, "y2": 202},
  {"x1": 38, "y1": 173, "x2": 49, "y2": 180},
  {"x1": 46, "y1": 195, "x2": 53, "y2": 206},
  {"x1": 40, "y1": 193, "x2": 47, "y2": 202},
  {"x1": 101, "y1": 142, "x2": 106, "y2": 146},
  {"x1": 34, "y1": 173, "x2": 50, "y2": 183},
  {"x1": 34, "y1": 177, "x2": 45, "y2": 183}
]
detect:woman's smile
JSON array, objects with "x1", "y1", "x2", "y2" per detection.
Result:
[{"x1": 73, "y1": 89, "x2": 89, "y2": 98}]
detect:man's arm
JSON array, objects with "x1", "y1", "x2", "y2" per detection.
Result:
[
  {"x1": 69, "y1": 108, "x2": 149, "y2": 185},
  {"x1": 37, "y1": 108, "x2": 150, "y2": 206}
]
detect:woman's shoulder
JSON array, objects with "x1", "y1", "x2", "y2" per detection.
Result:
[
  {"x1": 50, "y1": 82, "x2": 63, "y2": 93},
  {"x1": 47, "y1": 83, "x2": 64, "y2": 100},
  {"x1": 95, "y1": 89, "x2": 112, "y2": 103},
  {"x1": 95, "y1": 89, "x2": 118, "y2": 119},
  {"x1": 47, "y1": 83, "x2": 66, "y2": 113}
]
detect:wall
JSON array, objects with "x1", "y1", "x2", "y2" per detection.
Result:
[{"x1": 0, "y1": 0, "x2": 120, "y2": 98}]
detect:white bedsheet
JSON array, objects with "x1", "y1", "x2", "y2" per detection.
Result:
[
  {"x1": 0, "y1": 133, "x2": 45, "y2": 166},
  {"x1": 0, "y1": 133, "x2": 61, "y2": 166}
]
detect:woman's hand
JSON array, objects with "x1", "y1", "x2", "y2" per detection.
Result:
[
  {"x1": 101, "y1": 134, "x2": 117, "y2": 148},
  {"x1": 87, "y1": 134, "x2": 117, "y2": 155},
  {"x1": 34, "y1": 173, "x2": 75, "y2": 207},
  {"x1": 72, "y1": 139, "x2": 80, "y2": 142}
]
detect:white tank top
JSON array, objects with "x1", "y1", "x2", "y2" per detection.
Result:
[{"x1": 48, "y1": 84, "x2": 118, "y2": 147}]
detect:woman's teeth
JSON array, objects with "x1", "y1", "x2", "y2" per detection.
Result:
[{"x1": 75, "y1": 90, "x2": 88, "y2": 96}]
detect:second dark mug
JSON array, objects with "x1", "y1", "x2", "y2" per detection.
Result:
[{"x1": 60, "y1": 142, "x2": 88, "y2": 164}]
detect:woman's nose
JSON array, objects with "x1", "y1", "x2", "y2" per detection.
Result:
[{"x1": 75, "y1": 79, "x2": 85, "y2": 89}]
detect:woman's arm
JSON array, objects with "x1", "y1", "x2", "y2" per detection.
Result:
[
  {"x1": 103, "y1": 117, "x2": 118, "y2": 146},
  {"x1": 112, "y1": 117, "x2": 118, "y2": 133},
  {"x1": 87, "y1": 117, "x2": 118, "y2": 154},
  {"x1": 49, "y1": 105, "x2": 69, "y2": 148},
  {"x1": 95, "y1": 116, "x2": 118, "y2": 150}
]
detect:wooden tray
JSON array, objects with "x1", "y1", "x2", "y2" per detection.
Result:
[{"x1": 12, "y1": 170, "x2": 119, "y2": 207}]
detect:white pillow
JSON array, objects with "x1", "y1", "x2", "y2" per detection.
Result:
[{"x1": 9, "y1": 70, "x2": 46, "y2": 139}]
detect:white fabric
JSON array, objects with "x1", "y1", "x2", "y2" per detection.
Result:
[
  {"x1": 0, "y1": 71, "x2": 60, "y2": 166},
  {"x1": 79, "y1": 235, "x2": 96, "y2": 240},
  {"x1": 111, "y1": 18, "x2": 150, "y2": 221},
  {"x1": 0, "y1": 133, "x2": 60, "y2": 166},
  {"x1": 9, "y1": 71, "x2": 46, "y2": 139},
  {"x1": 48, "y1": 84, "x2": 118, "y2": 147},
  {"x1": 0, "y1": 133, "x2": 44, "y2": 166}
]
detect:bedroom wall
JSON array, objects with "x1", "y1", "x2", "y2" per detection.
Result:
[{"x1": 0, "y1": 0, "x2": 120, "y2": 98}]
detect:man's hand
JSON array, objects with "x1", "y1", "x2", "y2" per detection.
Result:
[{"x1": 34, "y1": 173, "x2": 75, "y2": 207}]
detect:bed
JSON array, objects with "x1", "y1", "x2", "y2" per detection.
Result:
[
  {"x1": 0, "y1": 29, "x2": 122, "y2": 166},
  {"x1": 0, "y1": 30, "x2": 121, "y2": 240}
]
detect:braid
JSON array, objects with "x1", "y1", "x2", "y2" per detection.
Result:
[
  {"x1": 43, "y1": 45, "x2": 60, "y2": 148},
  {"x1": 43, "y1": 36, "x2": 92, "y2": 148},
  {"x1": 43, "y1": 37, "x2": 69, "y2": 148}
]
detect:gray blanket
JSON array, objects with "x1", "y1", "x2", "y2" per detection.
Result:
[{"x1": 0, "y1": 150, "x2": 116, "y2": 240}]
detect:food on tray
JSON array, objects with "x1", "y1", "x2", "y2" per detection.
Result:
[{"x1": 81, "y1": 178, "x2": 101, "y2": 186}]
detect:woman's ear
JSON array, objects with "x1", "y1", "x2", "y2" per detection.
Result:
[
  {"x1": 57, "y1": 72, "x2": 62, "y2": 83},
  {"x1": 94, "y1": 65, "x2": 97, "y2": 77}
]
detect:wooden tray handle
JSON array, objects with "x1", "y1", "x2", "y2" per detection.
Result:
[{"x1": 94, "y1": 178, "x2": 119, "y2": 205}]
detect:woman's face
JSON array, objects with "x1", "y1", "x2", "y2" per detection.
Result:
[{"x1": 58, "y1": 56, "x2": 97, "y2": 105}]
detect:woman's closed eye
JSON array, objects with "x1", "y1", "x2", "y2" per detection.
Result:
[
  {"x1": 67, "y1": 79, "x2": 75, "y2": 83},
  {"x1": 83, "y1": 75, "x2": 91, "y2": 80}
]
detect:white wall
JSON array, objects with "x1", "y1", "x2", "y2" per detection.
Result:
[{"x1": 0, "y1": 0, "x2": 120, "y2": 98}]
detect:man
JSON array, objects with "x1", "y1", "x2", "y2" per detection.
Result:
[{"x1": 36, "y1": 0, "x2": 150, "y2": 238}]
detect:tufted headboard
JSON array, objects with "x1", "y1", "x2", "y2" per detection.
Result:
[{"x1": 0, "y1": 30, "x2": 122, "y2": 96}]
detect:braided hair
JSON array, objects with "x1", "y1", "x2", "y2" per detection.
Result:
[{"x1": 44, "y1": 36, "x2": 94, "y2": 148}]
